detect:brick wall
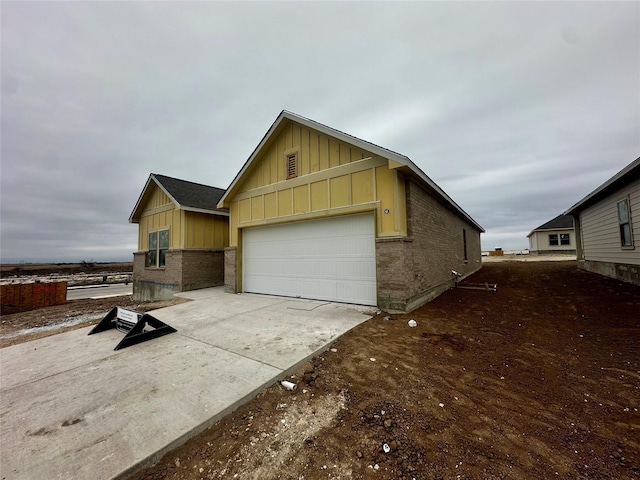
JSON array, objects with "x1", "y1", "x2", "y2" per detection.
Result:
[
  {"x1": 180, "y1": 249, "x2": 224, "y2": 291},
  {"x1": 375, "y1": 237, "x2": 411, "y2": 311},
  {"x1": 133, "y1": 251, "x2": 180, "y2": 301},
  {"x1": 133, "y1": 249, "x2": 224, "y2": 300},
  {"x1": 224, "y1": 247, "x2": 238, "y2": 293},
  {"x1": 377, "y1": 177, "x2": 482, "y2": 312}
]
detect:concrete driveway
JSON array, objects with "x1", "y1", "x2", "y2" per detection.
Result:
[{"x1": 0, "y1": 287, "x2": 373, "y2": 480}]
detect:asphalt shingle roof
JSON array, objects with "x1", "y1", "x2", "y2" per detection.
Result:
[
  {"x1": 153, "y1": 174, "x2": 227, "y2": 213},
  {"x1": 534, "y1": 214, "x2": 574, "y2": 231}
]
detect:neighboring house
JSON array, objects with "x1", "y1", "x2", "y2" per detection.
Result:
[
  {"x1": 217, "y1": 110, "x2": 484, "y2": 313},
  {"x1": 527, "y1": 214, "x2": 576, "y2": 255},
  {"x1": 564, "y1": 156, "x2": 639, "y2": 285},
  {"x1": 129, "y1": 174, "x2": 229, "y2": 300}
]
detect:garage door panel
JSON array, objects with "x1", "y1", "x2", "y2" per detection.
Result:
[
  {"x1": 243, "y1": 214, "x2": 376, "y2": 305},
  {"x1": 248, "y1": 258, "x2": 374, "y2": 279}
]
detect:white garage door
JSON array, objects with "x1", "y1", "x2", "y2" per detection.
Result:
[{"x1": 243, "y1": 213, "x2": 377, "y2": 305}]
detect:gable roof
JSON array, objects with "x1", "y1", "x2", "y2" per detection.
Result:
[
  {"x1": 129, "y1": 173, "x2": 228, "y2": 223},
  {"x1": 527, "y1": 214, "x2": 574, "y2": 237},
  {"x1": 564, "y1": 156, "x2": 640, "y2": 215},
  {"x1": 217, "y1": 110, "x2": 484, "y2": 232}
]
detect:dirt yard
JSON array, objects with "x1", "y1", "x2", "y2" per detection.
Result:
[
  {"x1": 0, "y1": 296, "x2": 187, "y2": 348},
  {"x1": 124, "y1": 261, "x2": 638, "y2": 480},
  {"x1": 2, "y1": 261, "x2": 638, "y2": 479}
]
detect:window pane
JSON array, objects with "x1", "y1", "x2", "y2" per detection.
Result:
[
  {"x1": 560, "y1": 234, "x2": 570, "y2": 245},
  {"x1": 147, "y1": 250, "x2": 157, "y2": 267},
  {"x1": 159, "y1": 229, "x2": 169, "y2": 249},
  {"x1": 618, "y1": 200, "x2": 629, "y2": 223},
  {"x1": 621, "y1": 224, "x2": 632, "y2": 246},
  {"x1": 549, "y1": 234, "x2": 558, "y2": 246},
  {"x1": 159, "y1": 248, "x2": 167, "y2": 267},
  {"x1": 149, "y1": 231, "x2": 158, "y2": 249}
]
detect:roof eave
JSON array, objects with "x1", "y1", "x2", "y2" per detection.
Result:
[
  {"x1": 217, "y1": 110, "x2": 485, "y2": 233},
  {"x1": 390, "y1": 161, "x2": 485, "y2": 233},
  {"x1": 129, "y1": 174, "x2": 155, "y2": 223},
  {"x1": 528, "y1": 226, "x2": 574, "y2": 236},
  {"x1": 129, "y1": 174, "x2": 181, "y2": 223},
  {"x1": 564, "y1": 157, "x2": 640, "y2": 215},
  {"x1": 217, "y1": 110, "x2": 413, "y2": 209},
  {"x1": 182, "y1": 206, "x2": 230, "y2": 217}
]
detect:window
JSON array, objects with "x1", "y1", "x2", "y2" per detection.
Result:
[
  {"x1": 617, "y1": 198, "x2": 633, "y2": 247},
  {"x1": 147, "y1": 229, "x2": 169, "y2": 267},
  {"x1": 549, "y1": 234, "x2": 559, "y2": 246},
  {"x1": 560, "y1": 233, "x2": 570, "y2": 246},
  {"x1": 463, "y1": 228, "x2": 468, "y2": 262},
  {"x1": 286, "y1": 153, "x2": 298, "y2": 179}
]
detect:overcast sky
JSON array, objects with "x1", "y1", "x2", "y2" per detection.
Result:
[{"x1": 2, "y1": 1, "x2": 638, "y2": 263}]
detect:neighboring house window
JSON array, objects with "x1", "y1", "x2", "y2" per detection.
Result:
[
  {"x1": 560, "y1": 233, "x2": 570, "y2": 246},
  {"x1": 147, "y1": 229, "x2": 169, "y2": 267},
  {"x1": 549, "y1": 234, "x2": 559, "y2": 246},
  {"x1": 618, "y1": 198, "x2": 633, "y2": 247},
  {"x1": 463, "y1": 228, "x2": 468, "y2": 262},
  {"x1": 286, "y1": 153, "x2": 298, "y2": 179}
]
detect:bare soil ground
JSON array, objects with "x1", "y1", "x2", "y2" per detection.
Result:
[
  {"x1": 2, "y1": 262, "x2": 639, "y2": 479},
  {"x1": 0, "y1": 262, "x2": 133, "y2": 278},
  {"x1": 0, "y1": 296, "x2": 188, "y2": 348}
]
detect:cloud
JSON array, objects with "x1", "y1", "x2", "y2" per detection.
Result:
[{"x1": 1, "y1": 1, "x2": 638, "y2": 262}]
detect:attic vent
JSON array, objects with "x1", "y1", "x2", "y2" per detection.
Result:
[{"x1": 286, "y1": 153, "x2": 298, "y2": 179}]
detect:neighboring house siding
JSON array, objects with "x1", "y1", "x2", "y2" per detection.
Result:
[
  {"x1": 528, "y1": 229, "x2": 575, "y2": 254},
  {"x1": 580, "y1": 178, "x2": 640, "y2": 265}
]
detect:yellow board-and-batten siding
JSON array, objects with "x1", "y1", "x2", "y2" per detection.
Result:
[
  {"x1": 227, "y1": 120, "x2": 408, "y2": 247},
  {"x1": 136, "y1": 183, "x2": 228, "y2": 251}
]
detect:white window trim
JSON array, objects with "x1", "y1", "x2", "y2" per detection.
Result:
[
  {"x1": 147, "y1": 228, "x2": 170, "y2": 268},
  {"x1": 617, "y1": 196, "x2": 634, "y2": 249}
]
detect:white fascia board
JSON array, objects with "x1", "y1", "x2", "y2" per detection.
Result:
[
  {"x1": 564, "y1": 157, "x2": 640, "y2": 215},
  {"x1": 129, "y1": 174, "x2": 181, "y2": 223},
  {"x1": 129, "y1": 174, "x2": 155, "y2": 223},
  {"x1": 182, "y1": 206, "x2": 230, "y2": 217},
  {"x1": 216, "y1": 110, "x2": 412, "y2": 209},
  {"x1": 527, "y1": 226, "x2": 574, "y2": 237},
  {"x1": 150, "y1": 174, "x2": 181, "y2": 208},
  {"x1": 391, "y1": 156, "x2": 485, "y2": 232},
  {"x1": 217, "y1": 112, "x2": 289, "y2": 209},
  {"x1": 217, "y1": 110, "x2": 484, "y2": 232}
]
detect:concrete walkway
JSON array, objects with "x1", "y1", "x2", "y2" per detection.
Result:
[{"x1": 0, "y1": 287, "x2": 373, "y2": 480}]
